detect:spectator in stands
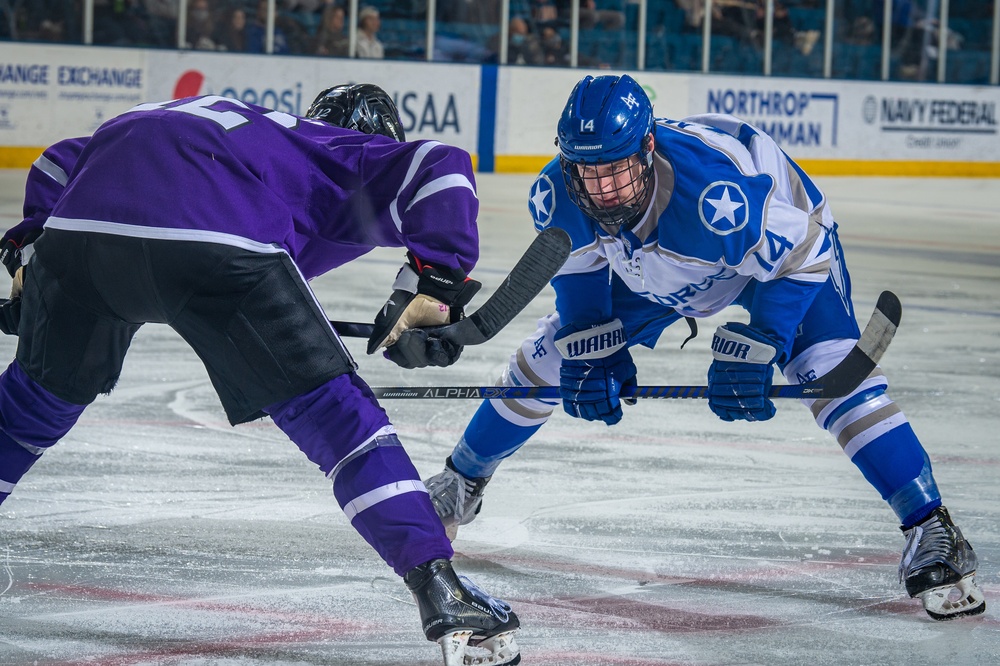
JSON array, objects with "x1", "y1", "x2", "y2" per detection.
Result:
[
  {"x1": 215, "y1": 6, "x2": 248, "y2": 51},
  {"x1": 844, "y1": 15, "x2": 876, "y2": 46},
  {"x1": 712, "y1": 0, "x2": 805, "y2": 53},
  {"x1": 313, "y1": 4, "x2": 349, "y2": 56},
  {"x1": 504, "y1": 16, "x2": 545, "y2": 65},
  {"x1": 674, "y1": 0, "x2": 706, "y2": 32},
  {"x1": 571, "y1": 0, "x2": 625, "y2": 31},
  {"x1": 356, "y1": 5, "x2": 385, "y2": 58},
  {"x1": 530, "y1": 0, "x2": 562, "y2": 30},
  {"x1": 185, "y1": 0, "x2": 220, "y2": 50},
  {"x1": 245, "y1": 0, "x2": 290, "y2": 53},
  {"x1": 711, "y1": 0, "x2": 756, "y2": 43},
  {"x1": 25, "y1": 0, "x2": 77, "y2": 42},
  {"x1": 540, "y1": 24, "x2": 569, "y2": 65},
  {"x1": 437, "y1": 0, "x2": 503, "y2": 62}
]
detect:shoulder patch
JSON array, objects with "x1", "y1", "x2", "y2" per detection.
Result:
[
  {"x1": 529, "y1": 174, "x2": 557, "y2": 228},
  {"x1": 698, "y1": 181, "x2": 749, "y2": 236}
]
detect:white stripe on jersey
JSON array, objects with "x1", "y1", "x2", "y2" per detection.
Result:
[
  {"x1": 389, "y1": 140, "x2": 443, "y2": 232},
  {"x1": 44, "y1": 217, "x2": 288, "y2": 254},
  {"x1": 406, "y1": 173, "x2": 476, "y2": 212},
  {"x1": 34, "y1": 154, "x2": 70, "y2": 186}
]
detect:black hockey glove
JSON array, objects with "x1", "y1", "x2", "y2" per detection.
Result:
[
  {"x1": 384, "y1": 328, "x2": 464, "y2": 369},
  {"x1": 0, "y1": 298, "x2": 21, "y2": 336},
  {"x1": 367, "y1": 253, "x2": 481, "y2": 368},
  {"x1": 0, "y1": 228, "x2": 42, "y2": 281},
  {"x1": 0, "y1": 229, "x2": 41, "y2": 336}
]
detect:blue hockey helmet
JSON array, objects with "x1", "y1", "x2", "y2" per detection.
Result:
[
  {"x1": 556, "y1": 74, "x2": 655, "y2": 231},
  {"x1": 306, "y1": 83, "x2": 405, "y2": 141}
]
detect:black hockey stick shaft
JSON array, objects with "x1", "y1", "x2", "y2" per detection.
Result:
[
  {"x1": 369, "y1": 291, "x2": 902, "y2": 401},
  {"x1": 332, "y1": 227, "x2": 572, "y2": 346}
]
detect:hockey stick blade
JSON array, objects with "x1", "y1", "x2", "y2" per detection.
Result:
[
  {"x1": 369, "y1": 290, "x2": 902, "y2": 401},
  {"x1": 331, "y1": 227, "x2": 572, "y2": 346},
  {"x1": 773, "y1": 290, "x2": 901, "y2": 398}
]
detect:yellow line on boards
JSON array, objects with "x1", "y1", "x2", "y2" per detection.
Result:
[{"x1": 1, "y1": 148, "x2": 997, "y2": 178}]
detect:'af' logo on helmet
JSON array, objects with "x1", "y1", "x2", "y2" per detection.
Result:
[
  {"x1": 620, "y1": 93, "x2": 639, "y2": 109},
  {"x1": 698, "y1": 181, "x2": 749, "y2": 235},
  {"x1": 529, "y1": 174, "x2": 557, "y2": 228}
]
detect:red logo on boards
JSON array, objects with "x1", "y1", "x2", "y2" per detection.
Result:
[{"x1": 173, "y1": 70, "x2": 205, "y2": 98}]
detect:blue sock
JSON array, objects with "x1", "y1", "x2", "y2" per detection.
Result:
[
  {"x1": 849, "y1": 423, "x2": 941, "y2": 526},
  {"x1": 450, "y1": 401, "x2": 542, "y2": 478}
]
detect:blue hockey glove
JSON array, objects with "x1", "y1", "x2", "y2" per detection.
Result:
[
  {"x1": 707, "y1": 322, "x2": 780, "y2": 422},
  {"x1": 555, "y1": 319, "x2": 637, "y2": 426}
]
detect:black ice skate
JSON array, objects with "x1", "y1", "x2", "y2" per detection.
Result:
[
  {"x1": 424, "y1": 456, "x2": 491, "y2": 541},
  {"x1": 404, "y1": 558, "x2": 520, "y2": 666},
  {"x1": 899, "y1": 505, "x2": 986, "y2": 620}
]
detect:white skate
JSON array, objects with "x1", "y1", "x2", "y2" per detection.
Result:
[{"x1": 425, "y1": 456, "x2": 491, "y2": 541}]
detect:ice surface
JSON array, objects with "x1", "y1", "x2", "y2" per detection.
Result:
[{"x1": 0, "y1": 171, "x2": 998, "y2": 666}]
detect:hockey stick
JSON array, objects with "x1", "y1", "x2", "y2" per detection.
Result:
[
  {"x1": 332, "y1": 226, "x2": 572, "y2": 346},
  {"x1": 368, "y1": 290, "x2": 902, "y2": 401}
]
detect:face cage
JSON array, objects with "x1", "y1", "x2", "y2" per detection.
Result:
[{"x1": 560, "y1": 151, "x2": 655, "y2": 232}]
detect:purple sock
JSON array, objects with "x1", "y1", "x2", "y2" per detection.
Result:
[
  {"x1": 0, "y1": 361, "x2": 87, "y2": 503},
  {"x1": 267, "y1": 373, "x2": 452, "y2": 575}
]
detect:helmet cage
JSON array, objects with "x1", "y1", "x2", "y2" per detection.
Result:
[
  {"x1": 559, "y1": 138, "x2": 654, "y2": 232},
  {"x1": 306, "y1": 84, "x2": 405, "y2": 141},
  {"x1": 555, "y1": 74, "x2": 655, "y2": 232}
]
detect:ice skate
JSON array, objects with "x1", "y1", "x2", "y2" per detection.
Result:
[
  {"x1": 404, "y1": 558, "x2": 520, "y2": 666},
  {"x1": 425, "y1": 456, "x2": 491, "y2": 540},
  {"x1": 899, "y1": 505, "x2": 986, "y2": 620}
]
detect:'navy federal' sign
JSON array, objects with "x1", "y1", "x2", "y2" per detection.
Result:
[{"x1": 863, "y1": 95, "x2": 997, "y2": 135}]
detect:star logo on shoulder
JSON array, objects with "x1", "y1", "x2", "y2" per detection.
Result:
[
  {"x1": 529, "y1": 174, "x2": 556, "y2": 228},
  {"x1": 698, "y1": 181, "x2": 749, "y2": 236}
]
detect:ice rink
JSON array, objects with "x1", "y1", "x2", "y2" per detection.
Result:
[{"x1": 0, "y1": 170, "x2": 998, "y2": 666}]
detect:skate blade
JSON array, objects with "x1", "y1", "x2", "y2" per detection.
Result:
[
  {"x1": 918, "y1": 573, "x2": 987, "y2": 621},
  {"x1": 437, "y1": 630, "x2": 521, "y2": 666}
]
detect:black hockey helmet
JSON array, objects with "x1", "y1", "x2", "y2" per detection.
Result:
[{"x1": 306, "y1": 83, "x2": 405, "y2": 142}]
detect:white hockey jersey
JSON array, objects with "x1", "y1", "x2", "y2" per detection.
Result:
[{"x1": 527, "y1": 113, "x2": 837, "y2": 356}]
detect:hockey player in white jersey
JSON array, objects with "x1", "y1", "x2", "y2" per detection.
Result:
[{"x1": 424, "y1": 74, "x2": 984, "y2": 621}]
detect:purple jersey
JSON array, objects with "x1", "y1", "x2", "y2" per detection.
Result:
[
  {"x1": 43, "y1": 96, "x2": 479, "y2": 279},
  {"x1": 0, "y1": 136, "x2": 88, "y2": 255}
]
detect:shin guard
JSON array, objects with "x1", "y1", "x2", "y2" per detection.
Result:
[
  {"x1": 0, "y1": 362, "x2": 86, "y2": 504},
  {"x1": 267, "y1": 373, "x2": 452, "y2": 576}
]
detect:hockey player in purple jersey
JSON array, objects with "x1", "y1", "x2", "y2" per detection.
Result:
[
  {"x1": 424, "y1": 74, "x2": 984, "y2": 622},
  {"x1": 0, "y1": 84, "x2": 520, "y2": 666}
]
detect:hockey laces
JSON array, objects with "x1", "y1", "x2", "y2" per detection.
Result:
[
  {"x1": 459, "y1": 575, "x2": 511, "y2": 623},
  {"x1": 899, "y1": 515, "x2": 957, "y2": 583}
]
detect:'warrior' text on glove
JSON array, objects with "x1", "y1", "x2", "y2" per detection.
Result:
[
  {"x1": 554, "y1": 319, "x2": 637, "y2": 426},
  {"x1": 707, "y1": 322, "x2": 780, "y2": 422}
]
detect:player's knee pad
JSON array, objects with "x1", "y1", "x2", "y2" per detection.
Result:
[
  {"x1": 785, "y1": 338, "x2": 908, "y2": 454},
  {"x1": 322, "y1": 422, "x2": 451, "y2": 576},
  {"x1": 267, "y1": 372, "x2": 391, "y2": 475},
  {"x1": 489, "y1": 313, "x2": 563, "y2": 428},
  {"x1": 326, "y1": 425, "x2": 425, "y2": 514}
]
